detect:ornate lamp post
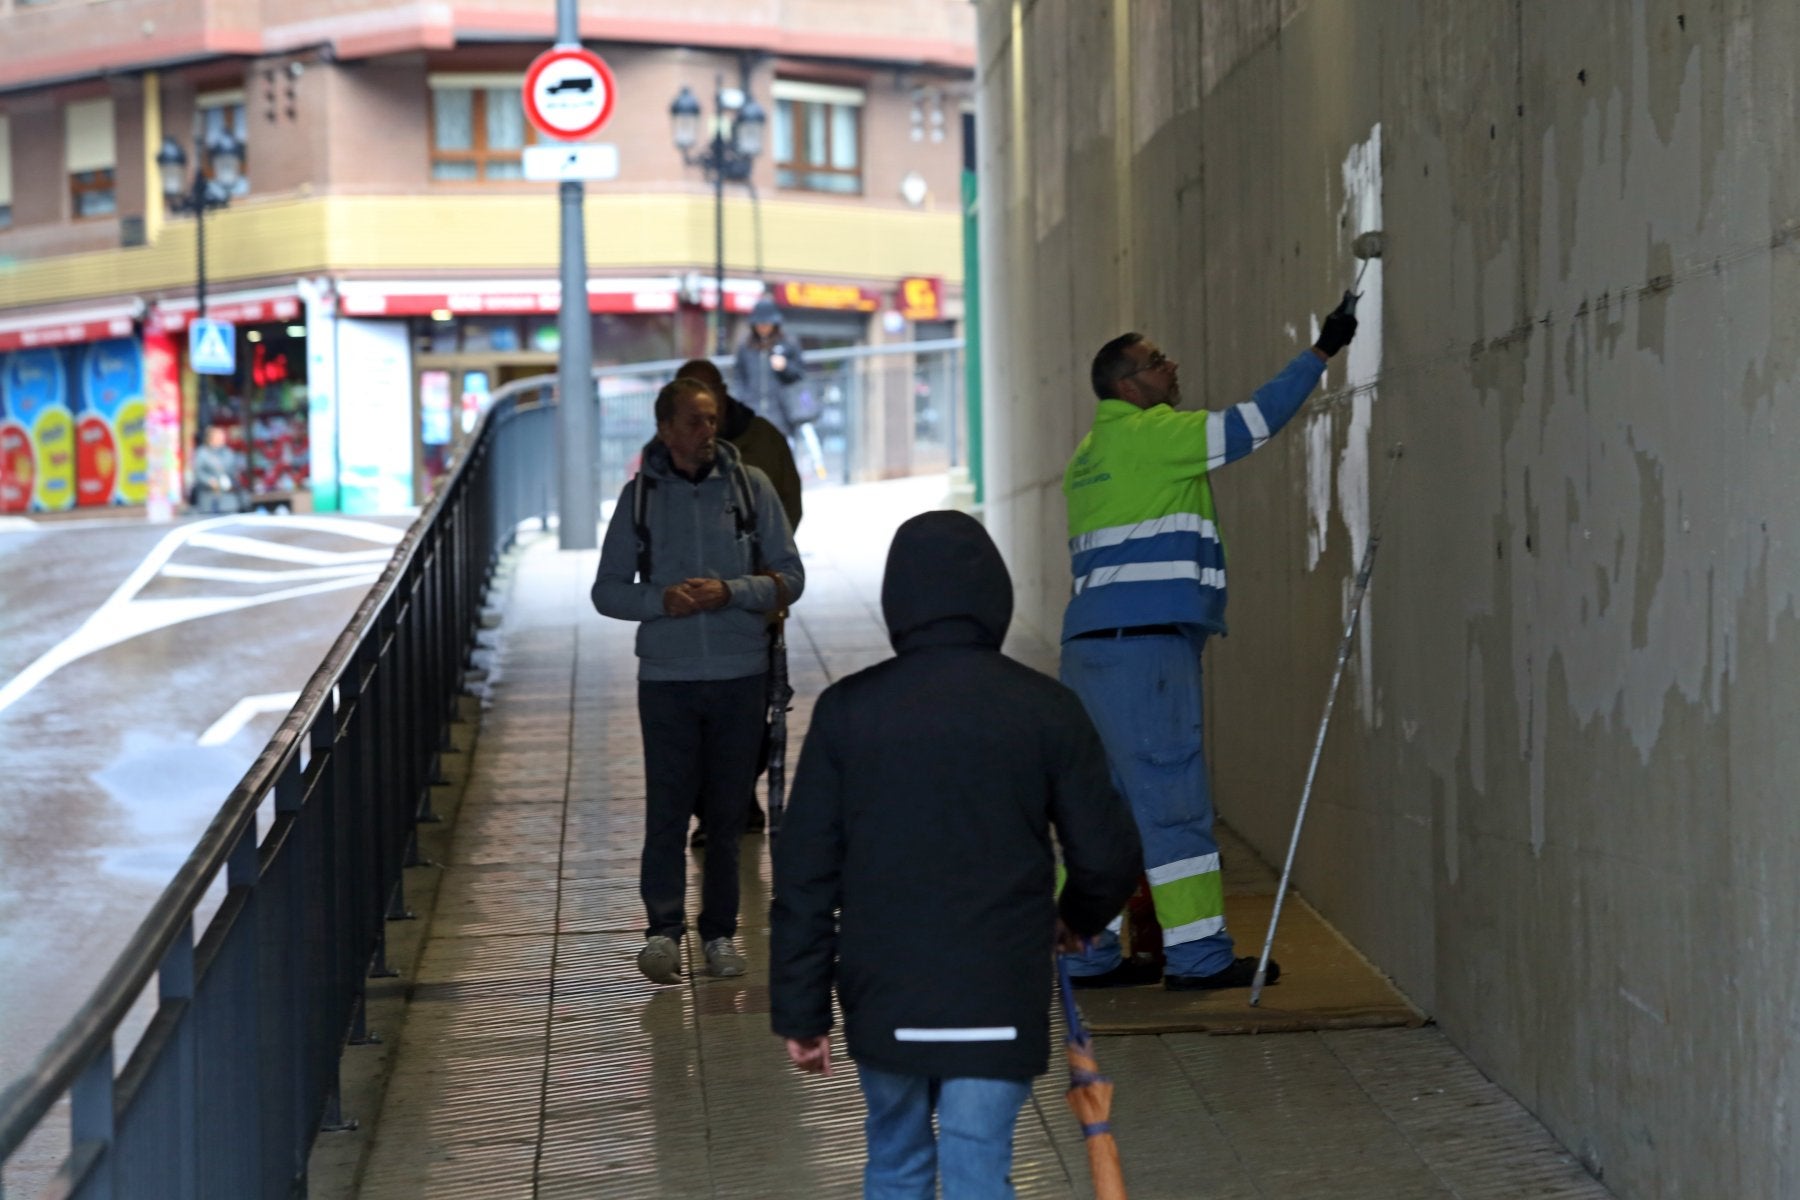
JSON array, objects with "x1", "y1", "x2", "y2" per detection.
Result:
[
  {"x1": 157, "y1": 131, "x2": 248, "y2": 494},
  {"x1": 670, "y1": 78, "x2": 765, "y2": 354}
]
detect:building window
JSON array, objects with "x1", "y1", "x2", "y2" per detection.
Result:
[
  {"x1": 71, "y1": 169, "x2": 116, "y2": 217},
  {"x1": 428, "y1": 77, "x2": 535, "y2": 181},
  {"x1": 773, "y1": 81, "x2": 864, "y2": 195},
  {"x1": 197, "y1": 91, "x2": 250, "y2": 196},
  {"x1": 65, "y1": 97, "x2": 116, "y2": 219}
]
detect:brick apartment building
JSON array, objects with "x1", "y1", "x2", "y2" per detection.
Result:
[{"x1": 0, "y1": 0, "x2": 974, "y2": 513}]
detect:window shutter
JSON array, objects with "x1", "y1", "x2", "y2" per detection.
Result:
[
  {"x1": 65, "y1": 98, "x2": 117, "y2": 173},
  {"x1": 0, "y1": 117, "x2": 12, "y2": 206}
]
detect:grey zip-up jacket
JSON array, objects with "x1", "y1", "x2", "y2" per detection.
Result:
[{"x1": 591, "y1": 439, "x2": 804, "y2": 682}]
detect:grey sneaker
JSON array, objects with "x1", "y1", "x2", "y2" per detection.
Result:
[
  {"x1": 637, "y1": 935, "x2": 682, "y2": 984},
  {"x1": 703, "y1": 937, "x2": 747, "y2": 978}
]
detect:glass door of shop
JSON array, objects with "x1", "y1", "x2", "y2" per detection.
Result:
[{"x1": 415, "y1": 355, "x2": 557, "y2": 500}]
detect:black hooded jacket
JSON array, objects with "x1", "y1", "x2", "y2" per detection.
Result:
[{"x1": 770, "y1": 511, "x2": 1141, "y2": 1080}]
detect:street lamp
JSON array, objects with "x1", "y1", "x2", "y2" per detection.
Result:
[
  {"x1": 670, "y1": 78, "x2": 766, "y2": 354},
  {"x1": 157, "y1": 131, "x2": 244, "y2": 318},
  {"x1": 159, "y1": 131, "x2": 248, "y2": 496}
]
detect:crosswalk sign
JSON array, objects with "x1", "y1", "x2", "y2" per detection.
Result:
[{"x1": 189, "y1": 318, "x2": 237, "y2": 376}]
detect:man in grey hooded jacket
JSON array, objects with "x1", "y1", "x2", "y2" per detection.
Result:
[{"x1": 592, "y1": 377, "x2": 805, "y2": 984}]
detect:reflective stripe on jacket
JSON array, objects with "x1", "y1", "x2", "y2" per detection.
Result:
[{"x1": 1061, "y1": 350, "x2": 1325, "y2": 641}]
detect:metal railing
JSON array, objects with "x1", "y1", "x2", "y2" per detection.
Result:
[
  {"x1": 0, "y1": 376, "x2": 557, "y2": 1199},
  {"x1": 594, "y1": 338, "x2": 966, "y2": 498}
]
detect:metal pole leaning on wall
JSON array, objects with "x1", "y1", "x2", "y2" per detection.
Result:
[
  {"x1": 1250, "y1": 443, "x2": 1405, "y2": 1007},
  {"x1": 554, "y1": 0, "x2": 597, "y2": 550}
]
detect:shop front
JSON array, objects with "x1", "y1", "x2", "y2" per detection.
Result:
[
  {"x1": 0, "y1": 305, "x2": 147, "y2": 515},
  {"x1": 337, "y1": 279, "x2": 748, "y2": 502},
  {"x1": 148, "y1": 290, "x2": 311, "y2": 513}
]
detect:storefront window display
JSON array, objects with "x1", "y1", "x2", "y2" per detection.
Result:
[
  {"x1": 408, "y1": 312, "x2": 675, "y2": 363},
  {"x1": 192, "y1": 323, "x2": 311, "y2": 507},
  {"x1": 409, "y1": 310, "x2": 676, "y2": 499}
]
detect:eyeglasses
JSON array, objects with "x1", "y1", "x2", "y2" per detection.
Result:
[{"x1": 1120, "y1": 350, "x2": 1171, "y2": 380}]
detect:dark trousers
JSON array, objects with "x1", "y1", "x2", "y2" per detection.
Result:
[{"x1": 638, "y1": 673, "x2": 767, "y2": 942}]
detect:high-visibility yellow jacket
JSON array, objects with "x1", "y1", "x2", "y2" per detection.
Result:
[{"x1": 1062, "y1": 350, "x2": 1326, "y2": 641}]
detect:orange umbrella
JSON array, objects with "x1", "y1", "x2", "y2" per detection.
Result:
[{"x1": 1056, "y1": 955, "x2": 1128, "y2": 1199}]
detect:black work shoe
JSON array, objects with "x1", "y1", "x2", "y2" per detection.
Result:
[
  {"x1": 1165, "y1": 956, "x2": 1278, "y2": 991},
  {"x1": 689, "y1": 825, "x2": 708, "y2": 850},
  {"x1": 1068, "y1": 957, "x2": 1164, "y2": 989},
  {"x1": 745, "y1": 802, "x2": 767, "y2": 833}
]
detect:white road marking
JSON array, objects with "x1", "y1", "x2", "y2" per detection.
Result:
[
  {"x1": 184, "y1": 532, "x2": 393, "y2": 567},
  {"x1": 161, "y1": 562, "x2": 385, "y2": 584},
  {"x1": 255, "y1": 514, "x2": 405, "y2": 544},
  {"x1": 0, "y1": 517, "x2": 397, "y2": 719},
  {"x1": 198, "y1": 692, "x2": 303, "y2": 746}
]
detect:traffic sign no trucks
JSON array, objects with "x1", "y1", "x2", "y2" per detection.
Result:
[{"x1": 523, "y1": 46, "x2": 618, "y2": 142}]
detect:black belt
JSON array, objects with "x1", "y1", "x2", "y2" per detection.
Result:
[{"x1": 1072, "y1": 624, "x2": 1183, "y2": 640}]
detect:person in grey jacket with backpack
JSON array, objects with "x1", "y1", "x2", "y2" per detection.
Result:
[{"x1": 592, "y1": 376, "x2": 804, "y2": 984}]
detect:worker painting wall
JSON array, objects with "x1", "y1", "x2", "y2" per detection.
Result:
[{"x1": 974, "y1": 1, "x2": 1800, "y2": 1196}]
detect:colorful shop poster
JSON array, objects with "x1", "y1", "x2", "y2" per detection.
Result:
[
  {"x1": 0, "y1": 398, "x2": 30, "y2": 514},
  {"x1": 1, "y1": 349, "x2": 74, "y2": 512},
  {"x1": 74, "y1": 338, "x2": 147, "y2": 506}
]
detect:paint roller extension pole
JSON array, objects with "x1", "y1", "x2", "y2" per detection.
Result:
[{"x1": 1249, "y1": 442, "x2": 1404, "y2": 1007}]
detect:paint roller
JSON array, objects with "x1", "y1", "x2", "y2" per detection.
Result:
[{"x1": 1334, "y1": 230, "x2": 1385, "y2": 319}]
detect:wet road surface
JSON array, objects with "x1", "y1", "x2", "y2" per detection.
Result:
[{"x1": 0, "y1": 512, "x2": 409, "y2": 1105}]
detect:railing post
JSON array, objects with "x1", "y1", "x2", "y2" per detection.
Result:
[
  {"x1": 70, "y1": 1044, "x2": 115, "y2": 1200},
  {"x1": 159, "y1": 918, "x2": 198, "y2": 1199}
]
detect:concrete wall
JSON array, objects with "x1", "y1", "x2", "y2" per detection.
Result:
[{"x1": 975, "y1": 1, "x2": 1799, "y2": 1195}]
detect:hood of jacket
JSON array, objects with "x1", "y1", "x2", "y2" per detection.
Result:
[
  {"x1": 639, "y1": 433, "x2": 743, "y2": 483},
  {"x1": 880, "y1": 510, "x2": 1013, "y2": 653}
]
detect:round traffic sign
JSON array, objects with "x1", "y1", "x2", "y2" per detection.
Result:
[{"x1": 523, "y1": 46, "x2": 617, "y2": 142}]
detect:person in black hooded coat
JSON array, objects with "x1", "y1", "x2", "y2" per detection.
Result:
[{"x1": 771, "y1": 510, "x2": 1141, "y2": 1198}]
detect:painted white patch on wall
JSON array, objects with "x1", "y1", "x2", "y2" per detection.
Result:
[
  {"x1": 1337, "y1": 123, "x2": 1383, "y2": 722},
  {"x1": 1305, "y1": 413, "x2": 1333, "y2": 569}
]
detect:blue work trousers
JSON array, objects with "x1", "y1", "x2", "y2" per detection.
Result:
[
  {"x1": 857, "y1": 1065, "x2": 1032, "y2": 1199},
  {"x1": 1059, "y1": 631, "x2": 1236, "y2": 978}
]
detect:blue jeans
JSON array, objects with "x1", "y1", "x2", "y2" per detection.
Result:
[
  {"x1": 1059, "y1": 631, "x2": 1236, "y2": 979},
  {"x1": 857, "y1": 1065, "x2": 1031, "y2": 1199}
]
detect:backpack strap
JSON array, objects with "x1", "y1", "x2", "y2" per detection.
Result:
[
  {"x1": 727, "y1": 459, "x2": 763, "y2": 573},
  {"x1": 632, "y1": 475, "x2": 655, "y2": 581}
]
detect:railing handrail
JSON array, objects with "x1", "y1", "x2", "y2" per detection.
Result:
[{"x1": 0, "y1": 373, "x2": 555, "y2": 1157}]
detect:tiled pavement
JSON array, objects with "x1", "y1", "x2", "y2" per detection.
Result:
[{"x1": 335, "y1": 477, "x2": 1613, "y2": 1200}]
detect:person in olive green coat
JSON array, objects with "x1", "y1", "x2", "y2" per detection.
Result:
[{"x1": 675, "y1": 358, "x2": 802, "y2": 532}]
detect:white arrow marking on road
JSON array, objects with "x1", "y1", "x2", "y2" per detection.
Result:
[
  {"x1": 198, "y1": 692, "x2": 304, "y2": 746},
  {"x1": 0, "y1": 516, "x2": 398, "y2": 719}
]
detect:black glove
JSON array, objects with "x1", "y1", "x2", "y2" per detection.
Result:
[{"x1": 1315, "y1": 292, "x2": 1359, "y2": 358}]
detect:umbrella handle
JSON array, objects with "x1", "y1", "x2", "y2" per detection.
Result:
[{"x1": 1056, "y1": 954, "x2": 1089, "y2": 1045}]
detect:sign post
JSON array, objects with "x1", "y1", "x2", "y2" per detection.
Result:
[{"x1": 524, "y1": 31, "x2": 617, "y2": 551}]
